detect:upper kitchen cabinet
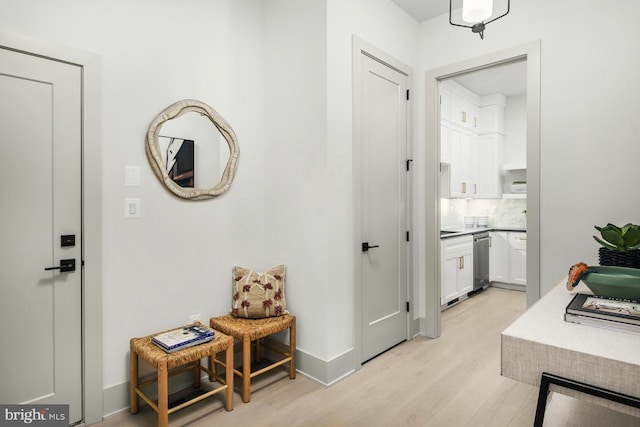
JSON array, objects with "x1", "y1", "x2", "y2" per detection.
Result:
[
  {"x1": 440, "y1": 80, "x2": 504, "y2": 199},
  {"x1": 441, "y1": 121, "x2": 451, "y2": 164},
  {"x1": 479, "y1": 94, "x2": 506, "y2": 135},
  {"x1": 440, "y1": 84, "x2": 451, "y2": 122},
  {"x1": 440, "y1": 85, "x2": 452, "y2": 164},
  {"x1": 475, "y1": 134, "x2": 503, "y2": 199},
  {"x1": 476, "y1": 94, "x2": 506, "y2": 199},
  {"x1": 446, "y1": 81, "x2": 480, "y2": 131},
  {"x1": 448, "y1": 125, "x2": 475, "y2": 198}
]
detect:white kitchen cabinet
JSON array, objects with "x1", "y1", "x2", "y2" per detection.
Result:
[
  {"x1": 451, "y1": 92, "x2": 480, "y2": 131},
  {"x1": 509, "y1": 232, "x2": 527, "y2": 286},
  {"x1": 448, "y1": 126, "x2": 476, "y2": 198},
  {"x1": 479, "y1": 94, "x2": 506, "y2": 134},
  {"x1": 440, "y1": 80, "x2": 504, "y2": 200},
  {"x1": 442, "y1": 80, "x2": 480, "y2": 131},
  {"x1": 489, "y1": 231, "x2": 510, "y2": 283},
  {"x1": 441, "y1": 121, "x2": 451, "y2": 164},
  {"x1": 447, "y1": 130, "x2": 502, "y2": 199},
  {"x1": 490, "y1": 231, "x2": 527, "y2": 287},
  {"x1": 475, "y1": 134, "x2": 503, "y2": 198},
  {"x1": 441, "y1": 235, "x2": 474, "y2": 305},
  {"x1": 440, "y1": 85, "x2": 451, "y2": 122}
]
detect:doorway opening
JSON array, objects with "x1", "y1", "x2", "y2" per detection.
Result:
[
  {"x1": 439, "y1": 60, "x2": 527, "y2": 313},
  {"x1": 424, "y1": 41, "x2": 541, "y2": 338}
]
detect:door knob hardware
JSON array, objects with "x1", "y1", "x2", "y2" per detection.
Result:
[
  {"x1": 362, "y1": 242, "x2": 380, "y2": 252},
  {"x1": 44, "y1": 258, "x2": 76, "y2": 273}
]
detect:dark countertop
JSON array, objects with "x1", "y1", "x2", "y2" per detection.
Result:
[{"x1": 440, "y1": 226, "x2": 527, "y2": 239}]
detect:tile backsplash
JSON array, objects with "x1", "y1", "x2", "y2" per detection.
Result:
[{"x1": 441, "y1": 198, "x2": 527, "y2": 229}]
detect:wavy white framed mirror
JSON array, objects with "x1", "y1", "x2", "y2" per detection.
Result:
[{"x1": 146, "y1": 99, "x2": 239, "y2": 200}]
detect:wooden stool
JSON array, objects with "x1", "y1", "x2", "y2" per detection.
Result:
[
  {"x1": 130, "y1": 328, "x2": 234, "y2": 427},
  {"x1": 209, "y1": 314, "x2": 296, "y2": 403}
]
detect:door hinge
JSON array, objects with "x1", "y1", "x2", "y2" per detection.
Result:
[
  {"x1": 406, "y1": 231, "x2": 410, "y2": 242},
  {"x1": 406, "y1": 159, "x2": 413, "y2": 171},
  {"x1": 406, "y1": 89, "x2": 410, "y2": 100},
  {"x1": 406, "y1": 301, "x2": 410, "y2": 312}
]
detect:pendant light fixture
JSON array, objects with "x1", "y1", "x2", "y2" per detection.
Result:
[{"x1": 449, "y1": 0, "x2": 510, "y2": 39}]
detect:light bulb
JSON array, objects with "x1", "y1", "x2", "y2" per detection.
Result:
[{"x1": 462, "y1": 0, "x2": 493, "y2": 23}]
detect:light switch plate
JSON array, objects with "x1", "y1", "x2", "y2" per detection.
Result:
[
  {"x1": 124, "y1": 198, "x2": 141, "y2": 218},
  {"x1": 125, "y1": 166, "x2": 141, "y2": 187}
]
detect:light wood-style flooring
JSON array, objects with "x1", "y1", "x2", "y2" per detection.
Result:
[{"x1": 99, "y1": 287, "x2": 639, "y2": 426}]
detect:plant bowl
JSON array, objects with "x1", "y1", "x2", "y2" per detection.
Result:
[{"x1": 580, "y1": 266, "x2": 640, "y2": 300}]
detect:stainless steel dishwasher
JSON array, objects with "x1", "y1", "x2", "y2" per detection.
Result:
[{"x1": 473, "y1": 232, "x2": 490, "y2": 291}]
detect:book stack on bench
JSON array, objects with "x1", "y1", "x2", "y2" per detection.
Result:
[
  {"x1": 152, "y1": 324, "x2": 216, "y2": 353},
  {"x1": 565, "y1": 293, "x2": 640, "y2": 335}
]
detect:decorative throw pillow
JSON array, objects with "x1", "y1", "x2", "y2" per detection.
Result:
[{"x1": 231, "y1": 265, "x2": 286, "y2": 318}]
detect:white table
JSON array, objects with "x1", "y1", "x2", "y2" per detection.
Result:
[{"x1": 501, "y1": 279, "x2": 640, "y2": 424}]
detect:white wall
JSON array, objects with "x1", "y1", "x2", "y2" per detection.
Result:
[
  {"x1": 418, "y1": 0, "x2": 640, "y2": 295},
  {"x1": 0, "y1": 0, "x2": 267, "y2": 399},
  {"x1": 262, "y1": 0, "x2": 329, "y2": 362},
  {"x1": 0, "y1": 0, "x2": 419, "y2": 409}
]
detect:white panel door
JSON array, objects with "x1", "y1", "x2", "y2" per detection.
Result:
[
  {"x1": 360, "y1": 53, "x2": 408, "y2": 362},
  {"x1": 0, "y1": 47, "x2": 82, "y2": 423}
]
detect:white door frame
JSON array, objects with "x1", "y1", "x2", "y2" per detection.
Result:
[
  {"x1": 423, "y1": 41, "x2": 541, "y2": 338},
  {"x1": 352, "y1": 36, "x2": 416, "y2": 369},
  {"x1": 0, "y1": 30, "x2": 103, "y2": 424}
]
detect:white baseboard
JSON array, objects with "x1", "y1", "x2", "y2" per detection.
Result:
[{"x1": 101, "y1": 347, "x2": 355, "y2": 418}]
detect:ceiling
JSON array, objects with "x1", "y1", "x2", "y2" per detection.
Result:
[
  {"x1": 391, "y1": 0, "x2": 461, "y2": 23},
  {"x1": 391, "y1": 0, "x2": 526, "y2": 97},
  {"x1": 451, "y1": 60, "x2": 526, "y2": 97}
]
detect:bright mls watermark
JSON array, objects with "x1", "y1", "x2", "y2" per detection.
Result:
[{"x1": 0, "y1": 405, "x2": 68, "y2": 426}]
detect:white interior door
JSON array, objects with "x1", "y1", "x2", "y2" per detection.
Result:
[
  {"x1": 0, "y1": 47, "x2": 82, "y2": 423},
  {"x1": 360, "y1": 53, "x2": 408, "y2": 362}
]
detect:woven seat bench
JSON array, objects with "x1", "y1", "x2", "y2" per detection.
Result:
[
  {"x1": 130, "y1": 327, "x2": 234, "y2": 427},
  {"x1": 209, "y1": 314, "x2": 295, "y2": 403}
]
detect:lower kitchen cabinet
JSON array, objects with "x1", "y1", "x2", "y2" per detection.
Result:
[
  {"x1": 489, "y1": 231, "x2": 527, "y2": 287},
  {"x1": 441, "y1": 235, "x2": 473, "y2": 305},
  {"x1": 489, "y1": 231, "x2": 510, "y2": 282},
  {"x1": 509, "y1": 232, "x2": 527, "y2": 286}
]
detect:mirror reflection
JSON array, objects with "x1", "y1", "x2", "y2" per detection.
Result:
[
  {"x1": 158, "y1": 112, "x2": 226, "y2": 189},
  {"x1": 146, "y1": 99, "x2": 239, "y2": 200}
]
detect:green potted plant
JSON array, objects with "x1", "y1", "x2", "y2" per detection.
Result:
[{"x1": 593, "y1": 223, "x2": 640, "y2": 269}]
